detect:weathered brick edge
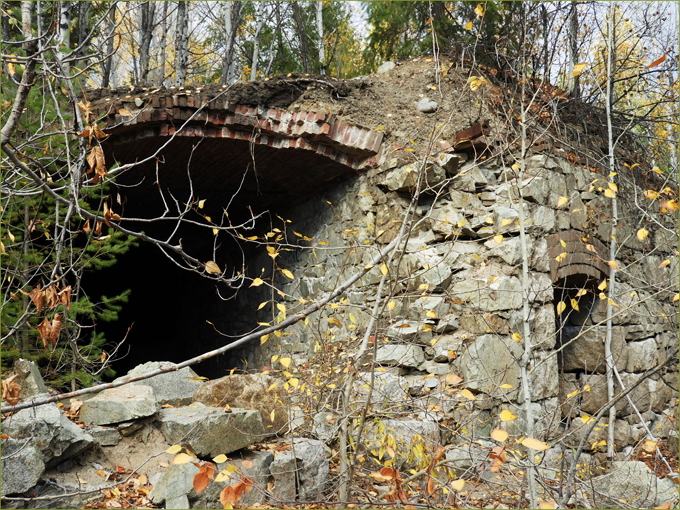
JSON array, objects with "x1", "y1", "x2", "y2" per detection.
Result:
[
  {"x1": 547, "y1": 230, "x2": 609, "y2": 283},
  {"x1": 94, "y1": 97, "x2": 384, "y2": 171}
]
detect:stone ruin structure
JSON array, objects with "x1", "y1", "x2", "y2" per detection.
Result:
[{"x1": 85, "y1": 57, "x2": 678, "y2": 457}]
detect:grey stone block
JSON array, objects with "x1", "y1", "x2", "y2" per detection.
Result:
[
  {"x1": 157, "y1": 405, "x2": 265, "y2": 458},
  {"x1": 80, "y1": 385, "x2": 159, "y2": 426},
  {"x1": 1, "y1": 439, "x2": 44, "y2": 496}
]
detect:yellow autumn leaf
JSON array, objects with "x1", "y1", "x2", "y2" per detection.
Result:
[
  {"x1": 460, "y1": 388, "x2": 476, "y2": 400},
  {"x1": 604, "y1": 188, "x2": 616, "y2": 199},
  {"x1": 213, "y1": 454, "x2": 228, "y2": 464},
  {"x1": 555, "y1": 252, "x2": 568, "y2": 262},
  {"x1": 500, "y1": 384, "x2": 514, "y2": 389},
  {"x1": 375, "y1": 126, "x2": 385, "y2": 131},
  {"x1": 644, "y1": 190, "x2": 660, "y2": 200},
  {"x1": 571, "y1": 62, "x2": 588, "y2": 76},
  {"x1": 491, "y1": 428, "x2": 509, "y2": 442},
  {"x1": 205, "y1": 261, "x2": 221, "y2": 274},
  {"x1": 598, "y1": 279, "x2": 607, "y2": 290},
  {"x1": 279, "y1": 357, "x2": 291, "y2": 368},
  {"x1": 511, "y1": 332, "x2": 522, "y2": 342},
  {"x1": 493, "y1": 234, "x2": 503, "y2": 245},
  {"x1": 452, "y1": 479, "x2": 466, "y2": 491},
  {"x1": 521, "y1": 437, "x2": 550, "y2": 451},
  {"x1": 187, "y1": 376, "x2": 208, "y2": 381},
  {"x1": 642, "y1": 439, "x2": 658, "y2": 452},
  {"x1": 387, "y1": 301, "x2": 396, "y2": 311},
  {"x1": 171, "y1": 453, "x2": 193, "y2": 465},
  {"x1": 446, "y1": 373, "x2": 463, "y2": 386},
  {"x1": 659, "y1": 259, "x2": 670, "y2": 268},
  {"x1": 198, "y1": 199, "x2": 206, "y2": 209},
  {"x1": 538, "y1": 500, "x2": 557, "y2": 509},
  {"x1": 474, "y1": 4, "x2": 484, "y2": 17},
  {"x1": 556, "y1": 301, "x2": 566, "y2": 316},
  {"x1": 580, "y1": 414, "x2": 594, "y2": 424},
  {"x1": 570, "y1": 298, "x2": 579, "y2": 311},
  {"x1": 673, "y1": 294, "x2": 679, "y2": 302},
  {"x1": 166, "y1": 445, "x2": 183, "y2": 454},
  {"x1": 651, "y1": 166, "x2": 664, "y2": 175},
  {"x1": 608, "y1": 260, "x2": 620, "y2": 271},
  {"x1": 557, "y1": 196, "x2": 569, "y2": 207},
  {"x1": 500, "y1": 409, "x2": 518, "y2": 422},
  {"x1": 288, "y1": 378, "x2": 299, "y2": 388},
  {"x1": 277, "y1": 303, "x2": 286, "y2": 314},
  {"x1": 260, "y1": 334, "x2": 269, "y2": 345},
  {"x1": 608, "y1": 182, "x2": 618, "y2": 193},
  {"x1": 560, "y1": 239, "x2": 567, "y2": 248},
  {"x1": 511, "y1": 163, "x2": 521, "y2": 170},
  {"x1": 500, "y1": 218, "x2": 512, "y2": 227},
  {"x1": 380, "y1": 264, "x2": 388, "y2": 276},
  {"x1": 214, "y1": 472, "x2": 230, "y2": 483},
  {"x1": 464, "y1": 20, "x2": 473, "y2": 30},
  {"x1": 281, "y1": 268, "x2": 294, "y2": 279},
  {"x1": 251, "y1": 278, "x2": 264, "y2": 287},
  {"x1": 567, "y1": 389, "x2": 579, "y2": 399},
  {"x1": 467, "y1": 76, "x2": 490, "y2": 91},
  {"x1": 426, "y1": 310, "x2": 437, "y2": 318},
  {"x1": 485, "y1": 217, "x2": 494, "y2": 224},
  {"x1": 327, "y1": 317, "x2": 342, "y2": 326},
  {"x1": 576, "y1": 288, "x2": 587, "y2": 297},
  {"x1": 636, "y1": 228, "x2": 649, "y2": 241}
]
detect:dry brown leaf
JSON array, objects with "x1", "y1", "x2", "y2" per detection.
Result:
[
  {"x1": 20, "y1": 285, "x2": 44, "y2": 312},
  {"x1": 1, "y1": 373, "x2": 22, "y2": 405},
  {"x1": 58, "y1": 285, "x2": 72, "y2": 309},
  {"x1": 93, "y1": 124, "x2": 109, "y2": 140},
  {"x1": 36, "y1": 314, "x2": 62, "y2": 348},
  {"x1": 44, "y1": 285, "x2": 59, "y2": 309},
  {"x1": 205, "y1": 261, "x2": 221, "y2": 274},
  {"x1": 193, "y1": 462, "x2": 215, "y2": 494}
]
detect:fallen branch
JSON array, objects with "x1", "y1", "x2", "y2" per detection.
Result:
[{"x1": 1, "y1": 235, "x2": 402, "y2": 413}]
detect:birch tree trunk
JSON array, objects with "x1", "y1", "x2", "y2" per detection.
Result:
[
  {"x1": 316, "y1": 1, "x2": 325, "y2": 75},
  {"x1": 138, "y1": 1, "x2": 156, "y2": 84},
  {"x1": 59, "y1": 1, "x2": 71, "y2": 74},
  {"x1": 174, "y1": 0, "x2": 189, "y2": 86},
  {"x1": 604, "y1": 1, "x2": 618, "y2": 460},
  {"x1": 250, "y1": 3, "x2": 264, "y2": 81}
]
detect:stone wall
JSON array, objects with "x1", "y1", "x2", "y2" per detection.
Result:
[{"x1": 225, "y1": 146, "x2": 678, "y2": 451}]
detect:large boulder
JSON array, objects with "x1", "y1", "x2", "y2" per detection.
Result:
[
  {"x1": 269, "y1": 438, "x2": 329, "y2": 503},
  {"x1": 1, "y1": 403, "x2": 93, "y2": 469},
  {"x1": 157, "y1": 403, "x2": 265, "y2": 458},
  {"x1": 587, "y1": 461, "x2": 678, "y2": 509},
  {"x1": 193, "y1": 373, "x2": 287, "y2": 435},
  {"x1": 79, "y1": 385, "x2": 159, "y2": 426},
  {"x1": 114, "y1": 361, "x2": 205, "y2": 406},
  {"x1": 1, "y1": 438, "x2": 44, "y2": 496}
]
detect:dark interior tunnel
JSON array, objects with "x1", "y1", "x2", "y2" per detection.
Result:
[{"x1": 84, "y1": 234, "x2": 242, "y2": 380}]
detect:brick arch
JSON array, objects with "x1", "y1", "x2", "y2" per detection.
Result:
[
  {"x1": 547, "y1": 230, "x2": 609, "y2": 283},
  {"x1": 90, "y1": 92, "x2": 384, "y2": 219}
]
